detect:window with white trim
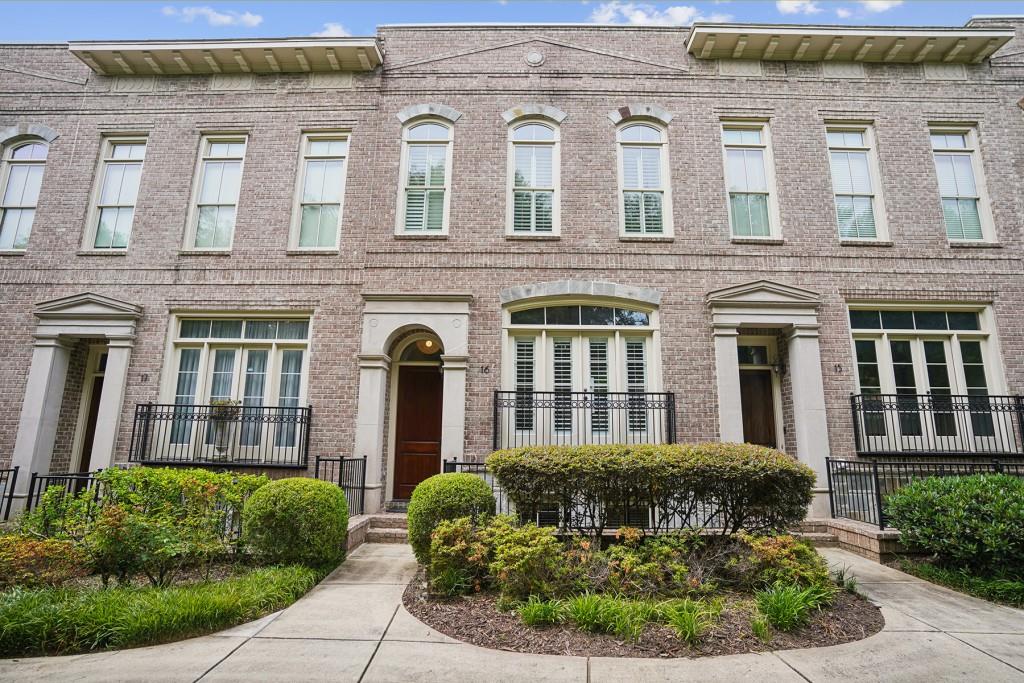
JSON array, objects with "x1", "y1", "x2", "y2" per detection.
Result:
[
  {"x1": 508, "y1": 121, "x2": 558, "y2": 235},
  {"x1": 722, "y1": 122, "x2": 778, "y2": 238},
  {"x1": 827, "y1": 126, "x2": 885, "y2": 241},
  {"x1": 292, "y1": 133, "x2": 348, "y2": 249},
  {"x1": 930, "y1": 127, "x2": 992, "y2": 242},
  {"x1": 187, "y1": 135, "x2": 246, "y2": 250},
  {"x1": 0, "y1": 140, "x2": 48, "y2": 251},
  {"x1": 617, "y1": 123, "x2": 671, "y2": 236},
  {"x1": 86, "y1": 137, "x2": 146, "y2": 250},
  {"x1": 397, "y1": 120, "x2": 452, "y2": 234}
]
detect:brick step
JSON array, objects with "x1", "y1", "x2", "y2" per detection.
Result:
[
  {"x1": 368, "y1": 513, "x2": 408, "y2": 529},
  {"x1": 791, "y1": 519, "x2": 831, "y2": 534},
  {"x1": 792, "y1": 531, "x2": 840, "y2": 547},
  {"x1": 366, "y1": 527, "x2": 409, "y2": 544}
]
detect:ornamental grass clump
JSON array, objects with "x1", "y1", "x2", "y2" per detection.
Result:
[{"x1": 755, "y1": 582, "x2": 834, "y2": 631}]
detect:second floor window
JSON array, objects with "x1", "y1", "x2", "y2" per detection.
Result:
[
  {"x1": 0, "y1": 140, "x2": 47, "y2": 251},
  {"x1": 398, "y1": 121, "x2": 451, "y2": 234},
  {"x1": 828, "y1": 127, "x2": 883, "y2": 240},
  {"x1": 618, "y1": 123, "x2": 669, "y2": 236},
  {"x1": 931, "y1": 128, "x2": 989, "y2": 241},
  {"x1": 293, "y1": 133, "x2": 348, "y2": 249},
  {"x1": 509, "y1": 122, "x2": 558, "y2": 235},
  {"x1": 88, "y1": 138, "x2": 146, "y2": 249},
  {"x1": 723, "y1": 123, "x2": 776, "y2": 238},
  {"x1": 189, "y1": 136, "x2": 246, "y2": 250}
]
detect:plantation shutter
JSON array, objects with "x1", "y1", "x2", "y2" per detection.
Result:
[
  {"x1": 621, "y1": 146, "x2": 663, "y2": 234},
  {"x1": 588, "y1": 338, "x2": 610, "y2": 433},
  {"x1": 404, "y1": 144, "x2": 447, "y2": 232},
  {"x1": 515, "y1": 338, "x2": 535, "y2": 431},
  {"x1": 553, "y1": 338, "x2": 572, "y2": 432},
  {"x1": 625, "y1": 339, "x2": 647, "y2": 432}
]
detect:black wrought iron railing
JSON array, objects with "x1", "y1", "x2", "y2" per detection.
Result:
[
  {"x1": 493, "y1": 390, "x2": 676, "y2": 449},
  {"x1": 129, "y1": 403, "x2": 312, "y2": 468},
  {"x1": 1, "y1": 466, "x2": 19, "y2": 521},
  {"x1": 827, "y1": 457, "x2": 1024, "y2": 528},
  {"x1": 851, "y1": 393, "x2": 1024, "y2": 457},
  {"x1": 314, "y1": 456, "x2": 368, "y2": 516}
]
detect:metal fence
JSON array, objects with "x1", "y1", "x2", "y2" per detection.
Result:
[
  {"x1": 129, "y1": 403, "x2": 312, "y2": 468},
  {"x1": 851, "y1": 393, "x2": 1024, "y2": 457},
  {"x1": 826, "y1": 457, "x2": 1024, "y2": 528},
  {"x1": 0, "y1": 466, "x2": 19, "y2": 521},
  {"x1": 493, "y1": 390, "x2": 676, "y2": 449},
  {"x1": 314, "y1": 456, "x2": 368, "y2": 516}
]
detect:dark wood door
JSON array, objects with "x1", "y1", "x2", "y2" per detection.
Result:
[
  {"x1": 78, "y1": 375, "x2": 105, "y2": 473},
  {"x1": 393, "y1": 365, "x2": 443, "y2": 499},
  {"x1": 740, "y1": 369, "x2": 777, "y2": 448}
]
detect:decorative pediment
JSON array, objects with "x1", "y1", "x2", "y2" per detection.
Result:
[
  {"x1": 34, "y1": 292, "x2": 142, "y2": 320},
  {"x1": 706, "y1": 280, "x2": 820, "y2": 308},
  {"x1": 501, "y1": 280, "x2": 661, "y2": 307},
  {"x1": 386, "y1": 37, "x2": 687, "y2": 75}
]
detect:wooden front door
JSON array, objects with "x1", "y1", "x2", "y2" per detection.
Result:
[
  {"x1": 393, "y1": 365, "x2": 443, "y2": 499},
  {"x1": 740, "y1": 369, "x2": 777, "y2": 448}
]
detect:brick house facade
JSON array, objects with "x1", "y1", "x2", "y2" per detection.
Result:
[{"x1": 1, "y1": 18, "x2": 1022, "y2": 516}]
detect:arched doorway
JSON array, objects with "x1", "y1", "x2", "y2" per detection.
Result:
[{"x1": 391, "y1": 333, "x2": 444, "y2": 499}]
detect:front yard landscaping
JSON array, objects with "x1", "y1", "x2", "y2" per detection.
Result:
[
  {"x1": 402, "y1": 443, "x2": 884, "y2": 657},
  {"x1": 0, "y1": 468, "x2": 349, "y2": 657}
]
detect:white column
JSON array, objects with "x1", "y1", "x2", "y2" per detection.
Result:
[
  {"x1": 353, "y1": 354, "x2": 390, "y2": 514},
  {"x1": 88, "y1": 336, "x2": 134, "y2": 469},
  {"x1": 440, "y1": 355, "x2": 468, "y2": 462},
  {"x1": 10, "y1": 335, "x2": 73, "y2": 505},
  {"x1": 713, "y1": 324, "x2": 745, "y2": 442},
  {"x1": 787, "y1": 324, "x2": 832, "y2": 517}
]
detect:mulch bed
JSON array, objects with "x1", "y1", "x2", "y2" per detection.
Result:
[{"x1": 403, "y1": 571, "x2": 884, "y2": 658}]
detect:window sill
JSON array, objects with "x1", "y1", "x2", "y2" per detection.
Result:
[
  {"x1": 839, "y1": 239, "x2": 893, "y2": 247},
  {"x1": 731, "y1": 236, "x2": 784, "y2": 245},
  {"x1": 286, "y1": 249, "x2": 340, "y2": 255},
  {"x1": 394, "y1": 233, "x2": 448, "y2": 240},
  {"x1": 948, "y1": 240, "x2": 1002, "y2": 249},
  {"x1": 0, "y1": 249, "x2": 26, "y2": 256},
  {"x1": 179, "y1": 249, "x2": 232, "y2": 256},
  {"x1": 619, "y1": 235, "x2": 674, "y2": 243},
  {"x1": 77, "y1": 249, "x2": 127, "y2": 256},
  {"x1": 505, "y1": 233, "x2": 560, "y2": 241}
]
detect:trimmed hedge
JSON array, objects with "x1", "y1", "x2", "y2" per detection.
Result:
[
  {"x1": 886, "y1": 474, "x2": 1024, "y2": 575},
  {"x1": 487, "y1": 443, "x2": 815, "y2": 535},
  {"x1": 243, "y1": 478, "x2": 349, "y2": 569},
  {"x1": 407, "y1": 473, "x2": 496, "y2": 564}
]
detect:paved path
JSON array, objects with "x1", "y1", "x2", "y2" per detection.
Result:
[{"x1": 2, "y1": 544, "x2": 1023, "y2": 682}]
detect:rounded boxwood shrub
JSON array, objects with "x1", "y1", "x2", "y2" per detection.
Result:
[
  {"x1": 487, "y1": 443, "x2": 815, "y2": 535},
  {"x1": 407, "y1": 473, "x2": 496, "y2": 564},
  {"x1": 243, "y1": 478, "x2": 349, "y2": 568},
  {"x1": 886, "y1": 474, "x2": 1024, "y2": 575}
]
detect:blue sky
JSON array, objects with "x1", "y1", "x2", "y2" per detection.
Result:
[{"x1": 1, "y1": 1, "x2": 1021, "y2": 42}]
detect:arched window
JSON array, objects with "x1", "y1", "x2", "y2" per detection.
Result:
[
  {"x1": 616, "y1": 123, "x2": 672, "y2": 237},
  {"x1": 397, "y1": 120, "x2": 453, "y2": 234},
  {"x1": 0, "y1": 140, "x2": 48, "y2": 251},
  {"x1": 508, "y1": 120, "x2": 559, "y2": 235}
]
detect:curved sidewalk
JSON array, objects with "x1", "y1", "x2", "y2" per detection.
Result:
[{"x1": 2, "y1": 544, "x2": 1023, "y2": 682}]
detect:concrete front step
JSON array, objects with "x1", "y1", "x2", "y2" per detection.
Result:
[
  {"x1": 366, "y1": 527, "x2": 409, "y2": 544},
  {"x1": 369, "y1": 513, "x2": 408, "y2": 529}
]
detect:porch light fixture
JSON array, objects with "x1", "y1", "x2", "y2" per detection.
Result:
[{"x1": 416, "y1": 338, "x2": 440, "y2": 355}]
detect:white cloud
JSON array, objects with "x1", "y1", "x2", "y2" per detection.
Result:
[
  {"x1": 589, "y1": 2, "x2": 732, "y2": 25},
  {"x1": 835, "y1": 6, "x2": 853, "y2": 18},
  {"x1": 776, "y1": 1, "x2": 822, "y2": 15},
  {"x1": 312, "y1": 22, "x2": 351, "y2": 37},
  {"x1": 858, "y1": 0, "x2": 903, "y2": 12},
  {"x1": 161, "y1": 5, "x2": 263, "y2": 28}
]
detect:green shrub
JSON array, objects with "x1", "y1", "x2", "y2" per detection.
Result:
[
  {"x1": 518, "y1": 596, "x2": 564, "y2": 626},
  {"x1": 428, "y1": 516, "x2": 491, "y2": 595},
  {"x1": 755, "y1": 582, "x2": 834, "y2": 631},
  {"x1": 885, "y1": 474, "x2": 1024, "y2": 575},
  {"x1": 484, "y1": 519, "x2": 564, "y2": 599},
  {"x1": 243, "y1": 478, "x2": 348, "y2": 568},
  {"x1": 726, "y1": 533, "x2": 831, "y2": 590},
  {"x1": 0, "y1": 565, "x2": 320, "y2": 657},
  {"x1": 0, "y1": 536, "x2": 87, "y2": 589},
  {"x1": 897, "y1": 559, "x2": 1024, "y2": 608},
  {"x1": 604, "y1": 529, "x2": 708, "y2": 597},
  {"x1": 407, "y1": 473, "x2": 495, "y2": 564},
  {"x1": 487, "y1": 443, "x2": 815, "y2": 536}
]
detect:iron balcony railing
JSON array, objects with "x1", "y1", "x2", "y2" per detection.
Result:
[
  {"x1": 493, "y1": 390, "x2": 676, "y2": 449},
  {"x1": 129, "y1": 403, "x2": 312, "y2": 468},
  {"x1": 851, "y1": 393, "x2": 1024, "y2": 457},
  {"x1": 827, "y1": 457, "x2": 1024, "y2": 528}
]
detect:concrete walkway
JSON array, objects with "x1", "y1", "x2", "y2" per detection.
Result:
[{"x1": 2, "y1": 544, "x2": 1023, "y2": 682}]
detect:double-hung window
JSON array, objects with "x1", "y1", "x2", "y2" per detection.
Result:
[
  {"x1": 509, "y1": 121, "x2": 558, "y2": 235},
  {"x1": 292, "y1": 133, "x2": 348, "y2": 249},
  {"x1": 722, "y1": 123, "x2": 778, "y2": 238},
  {"x1": 930, "y1": 127, "x2": 991, "y2": 241},
  {"x1": 398, "y1": 121, "x2": 452, "y2": 235},
  {"x1": 827, "y1": 127, "x2": 885, "y2": 240},
  {"x1": 617, "y1": 123, "x2": 671, "y2": 236},
  {"x1": 0, "y1": 140, "x2": 48, "y2": 251},
  {"x1": 188, "y1": 136, "x2": 246, "y2": 250},
  {"x1": 87, "y1": 138, "x2": 146, "y2": 250}
]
